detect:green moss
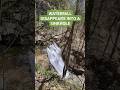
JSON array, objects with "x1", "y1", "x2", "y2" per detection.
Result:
[{"x1": 35, "y1": 63, "x2": 57, "y2": 78}]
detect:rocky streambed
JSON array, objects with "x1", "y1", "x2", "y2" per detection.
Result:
[{"x1": 35, "y1": 48, "x2": 85, "y2": 90}]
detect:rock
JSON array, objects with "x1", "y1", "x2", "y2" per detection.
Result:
[{"x1": 35, "y1": 48, "x2": 49, "y2": 70}]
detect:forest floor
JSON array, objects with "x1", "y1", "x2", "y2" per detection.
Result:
[{"x1": 35, "y1": 47, "x2": 85, "y2": 90}]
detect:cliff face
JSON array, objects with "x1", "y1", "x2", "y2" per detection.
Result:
[{"x1": 86, "y1": 0, "x2": 120, "y2": 90}]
